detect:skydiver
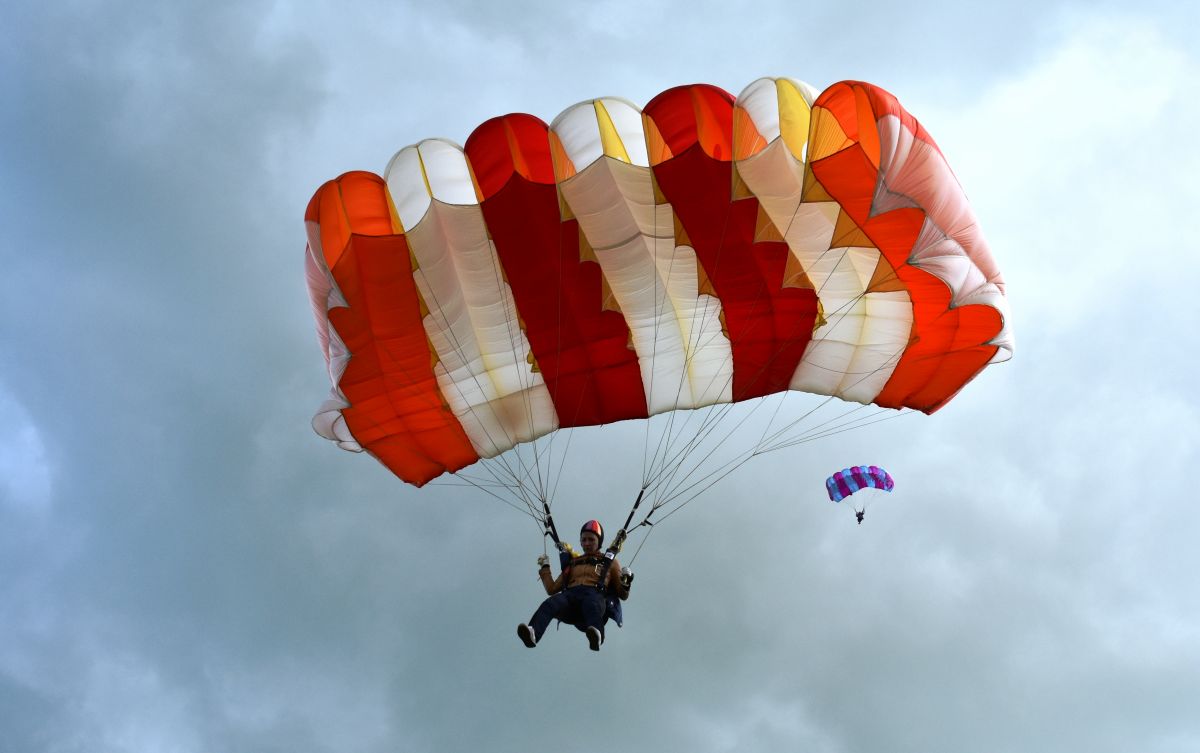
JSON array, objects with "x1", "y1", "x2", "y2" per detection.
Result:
[
  {"x1": 856, "y1": 510, "x2": 865, "y2": 524},
  {"x1": 517, "y1": 520, "x2": 633, "y2": 651}
]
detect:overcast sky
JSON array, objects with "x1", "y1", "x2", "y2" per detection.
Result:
[{"x1": 3, "y1": 1, "x2": 1199, "y2": 751}]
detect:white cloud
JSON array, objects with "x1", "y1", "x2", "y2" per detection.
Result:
[
  {"x1": 680, "y1": 694, "x2": 841, "y2": 753},
  {"x1": 4, "y1": 3, "x2": 1199, "y2": 753},
  {"x1": 927, "y1": 12, "x2": 1200, "y2": 335},
  {"x1": 71, "y1": 653, "x2": 204, "y2": 753},
  {"x1": 0, "y1": 386, "x2": 52, "y2": 514}
]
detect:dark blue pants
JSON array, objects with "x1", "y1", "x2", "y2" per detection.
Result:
[{"x1": 529, "y1": 586, "x2": 606, "y2": 640}]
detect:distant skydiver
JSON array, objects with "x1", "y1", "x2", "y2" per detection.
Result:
[{"x1": 826, "y1": 465, "x2": 895, "y2": 525}]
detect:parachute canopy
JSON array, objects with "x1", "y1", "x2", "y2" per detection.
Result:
[
  {"x1": 826, "y1": 465, "x2": 895, "y2": 502},
  {"x1": 304, "y1": 77, "x2": 1012, "y2": 487}
]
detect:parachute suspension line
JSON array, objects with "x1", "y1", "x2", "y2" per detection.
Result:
[
  {"x1": 429, "y1": 475, "x2": 515, "y2": 489},
  {"x1": 481, "y1": 456, "x2": 538, "y2": 511},
  {"x1": 529, "y1": 176, "x2": 577, "y2": 512},
  {"x1": 765, "y1": 352, "x2": 911, "y2": 444},
  {"x1": 642, "y1": 155, "x2": 823, "y2": 501},
  {"x1": 623, "y1": 518, "x2": 656, "y2": 568},
  {"x1": 482, "y1": 235, "x2": 552, "y2": 505},
  {"x1": 644, "y1": 268, "x2": 772, "y2": 486},
  {"x1": 645, "y1": 451, "x2": 758, "y2": 528},
  {"x1": 492, "y1": 438, "x2": 561, "y2": 508},
  {"x1": 755, "y1": 388, "x2": 797, "y2": 451},
  {"x1": 647, "y1": 401, "x2": 773, "y2": 509},
  {"x1": 750, "y1": 337, "x2": 908, "y2": 456},
  {"x1": 642, "y1": 295, "x2": 735, "y2": 493},
  {"x1": 644, "y1": 333, "x2": 913, "y2": 524},
  {"x1": 741, "y1": 391, "x2": 831, "y2": 466},
  {"x1": 644, "y1": 329, "x2": 822, "y2": 503},
  {"x1": 641, "y1": 188, "x2": 827, "y2": 494},
  {"x1": 760, "y1": 407, "x2": 914, "y2": 453},
  {"x1": 333, "y1": 257, "x2": 540, "y2": 515},
  {"x1": 749, "y1": 346, "x2": 902, "y2": 459},
  {"x1": 495, "y1": 172, "x2": 600, "y2": 517},
  {"x1": 348, "y1": 359, "x2": 540, "y2": 515},
  {"x1": 475, "y1": 456, "x2": 542, "y2": 517},
  {"x1": 455, "y1": 418, "x2": 539, "y2": 513},
  {"x1": 547, "y1": 425, "x2": 577, "y2": 506},
  {"x1": 471, "y1": 440, "x2": 539, "y2": 510},
  {"x1": 641, "y1": 249, "x2": 709, "y2": 488},
  {"x1": 639, "y1": 162, "x2": 734, "y2": 487},
  {"x1": 455, "y1": 204, "x2": 596, "y2": 511},
  {"x1": 428, "y1": 461, "x2": 545, "y2": 523},
  {"x1": 638, "y1": 253, "x2": 885, "y2": 505},
  {"x1": 641, "y1": 171, "x2": 666, "y2": 484},
  {"x1": 640, "y1": 274, "x2": 801, "y2": 496},
  {"x1": 405, "y1": 234, "x2": 556, "y2": 511},
  {"x1": 641, "y1": 366, "x2": 750, "y2": 497},
  {"x1": 644, "y1": 398, "x2": 734, "y2": 491},
  {"x1": 410, "y1": 264, "x2": 521, "y2": 458},
  {"x1": 518, "y1": 430, "x2": 577, "y2": 526},
  {"x1": 523, "y1": 249, "x2": 896, "y2": 536},
  {"x1": 653, "y1": 380, "x2": 911, "y2": 520},
  {"x1": 641, "y1": 177, "x2": 739, "y2": 491},
  {"x1": 435, "y1": 462, "x2": 541, "y2": 506},
  {"x1": 456, "y1": 152, "x2": 913, "y2": 520},
  {"x1": 643, "y1": 255, "x2": 792, "y2": 491},
  {"x1": 639, "y1": 444, "x2": 763, "y2": 530},
  {"x1": 637, "y1": 410, "x2": 902, "y2": 521},
  {"x1": 642, "y1": 170, "x2": 695, "y2": 487},
  {"x1": 534, "y1": 201, "x2": 583, "y2": 511},
  {"x1": 644, "y1": 361, "x2": 720, "y2": 493},
  {"x1": 756, "y1": 398, "x2": 867, "y2": 452},
  {"x1": 537, "y1": 429, "x2": 567, "y2": 505},
  {"x1": 643, "y1": 396, "x2": 755, "y2": 497},
  {"x1": 465, "y1": 391, "x2": 556, "y2": 523},
  {"x1": 654, "y1": 209, "x2": 737, "y2": 463},
  {"x1": 429, "y1": 475, "x2": 539, "y2": 519}
]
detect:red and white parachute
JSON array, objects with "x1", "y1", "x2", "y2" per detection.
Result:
[{"x1": 303, "y1": 77, "x2": 1011, "y2": 522}]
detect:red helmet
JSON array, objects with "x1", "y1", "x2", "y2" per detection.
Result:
[{"x1": 580, "y1": 520, "x2": 604, "y2": 547}]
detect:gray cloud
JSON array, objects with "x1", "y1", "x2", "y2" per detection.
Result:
[{"x1": 2, "y1": 1, "x2": 1198, "y2": 751}]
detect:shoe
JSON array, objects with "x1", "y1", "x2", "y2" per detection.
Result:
[
  {"x1": 586, "y1": 626, "x2": 602, "y2": 651},
  {"x1": 517, "y1": 623, "x2": 537, "y2": 648}
]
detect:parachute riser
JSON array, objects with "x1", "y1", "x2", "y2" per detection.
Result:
[
  {"x1": 542, "y1": 500, "x2": 566, "y2": 553},
  {"x1": 595, "y1": 487, "x2": 645, "y2": 593}
]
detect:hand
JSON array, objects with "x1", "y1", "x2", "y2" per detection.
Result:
[
  {"x1": 619, "y1": 567, "x2": 634, "y2": 588},
  {"x1": 537, "y1": 555, "x2": 550, "y2": 569}
]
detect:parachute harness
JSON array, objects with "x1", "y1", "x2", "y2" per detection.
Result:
[
  {"x1": 538, "y1": 488, "x2": 649, "y2": 588},
  {"x1": 592, "y1": 488, "x2": 645, "y2": 591}
]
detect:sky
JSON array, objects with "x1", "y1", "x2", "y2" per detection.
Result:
[{"x1": 3, "y1": 1, "x2": 1199, "y2": 751}]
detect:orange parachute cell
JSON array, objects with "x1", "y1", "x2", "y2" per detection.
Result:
[{"x1": 303, "y1": 77, "x2": 1012, "y2": 486}]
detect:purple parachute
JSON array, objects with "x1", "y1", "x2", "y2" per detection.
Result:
[{"x1": 825, "y1": 465, "x2": 895, "y2": 503}]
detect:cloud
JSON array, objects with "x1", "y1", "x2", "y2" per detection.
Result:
[
  {"x1": 2, "y1": 2, "x2": 1198, "y2": 752},
  {"x1": 926, "y1": 11, "x2": 1200, "y2": 335},
  {"x1": 0, "y1": 386, "x2": 52, "y2": 514}
]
